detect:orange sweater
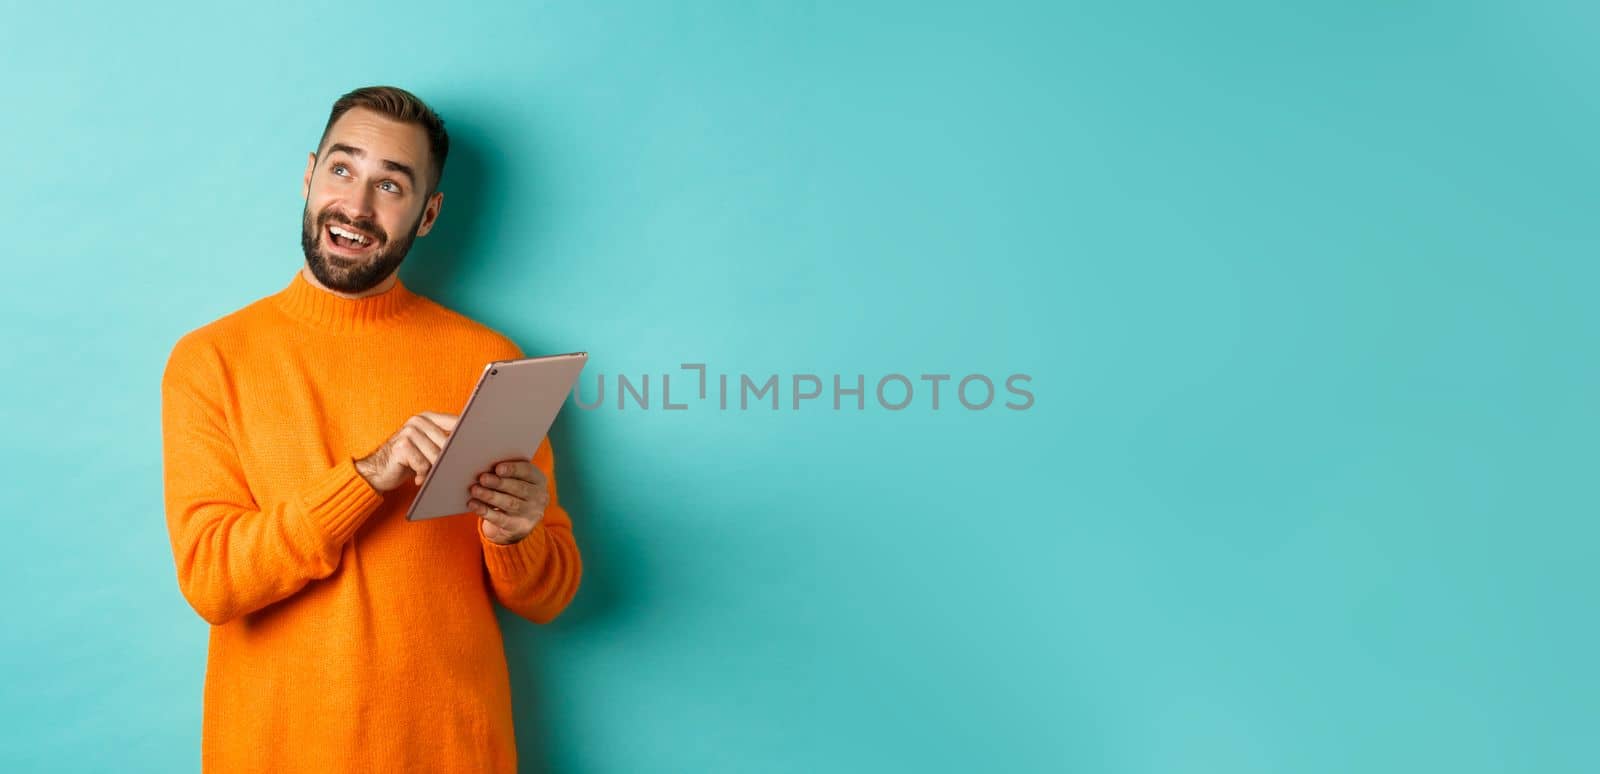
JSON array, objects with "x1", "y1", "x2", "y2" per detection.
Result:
[{"x1": 159, "y1": 269, "x2": 582, "y2": 773}]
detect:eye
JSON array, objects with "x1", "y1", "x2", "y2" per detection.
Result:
[
  {"x1": 379, "y1": 180, "x2": 401, "y2": 193},
  {"x1": 332, "y1": 163, "x2": 350, "y2": 176}
]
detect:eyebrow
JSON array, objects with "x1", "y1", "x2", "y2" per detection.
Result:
[{"x1": 325, "y1": 142, "x2": 417, "y2": 188}]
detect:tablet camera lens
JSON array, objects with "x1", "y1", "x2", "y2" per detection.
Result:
[{"x1": 491, "y1": 369, "x2": 498, "y2": 375}]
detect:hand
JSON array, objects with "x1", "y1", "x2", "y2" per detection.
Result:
[
  {"x1": 469, "y1": 459, "x2": 550, "y2": 545},
  {"x1": 354, "y1": 411, "x2": 459, "y2": 493}
]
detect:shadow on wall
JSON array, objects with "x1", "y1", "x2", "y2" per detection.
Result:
[
  {"x1": 398, "y1": 103, "x2": 508, "y2": 308},
  {"x1": 397, "y1": 101, "x2": 635, "y2": 773}
]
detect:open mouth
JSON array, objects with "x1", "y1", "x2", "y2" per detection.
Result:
[{"x1": 325, "y1": 223, "x2": 378, "y2": 254}]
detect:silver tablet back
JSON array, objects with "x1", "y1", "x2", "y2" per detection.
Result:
[{"x1": 405, "y1": 351, "x2": 588, "y2": 521}]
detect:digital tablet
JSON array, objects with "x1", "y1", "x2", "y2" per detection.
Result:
[{"x1": 405, "y1": 351, "x2": 589, "y2": 521}]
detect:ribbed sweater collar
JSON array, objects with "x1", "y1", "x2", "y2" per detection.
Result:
[{"x1": 273, "y1": 268, "x2": 421, "y2": 333}]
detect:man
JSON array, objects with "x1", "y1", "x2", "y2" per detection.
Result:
[{"x1": 160, "y1": 85, "x2": 582, "y2": 773}]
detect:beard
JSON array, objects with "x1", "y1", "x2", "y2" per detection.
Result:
[{"x1": 299, "y1": 203, "x2": 424, "y2": 294}]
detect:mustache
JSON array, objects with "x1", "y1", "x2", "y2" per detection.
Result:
[{"x1": 319, "y1": 211, "x2": 387, "y2": 243}]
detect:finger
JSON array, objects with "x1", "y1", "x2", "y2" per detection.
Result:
[
  {"x1": 479, "y1": 517, "x2": 529, "y2": 544},
  {"x1": 480, "y1": 519, "x2": 511, "y2": 543},
  {"x1": 403, "y1": 427, "x2": 443, "y2": 466},
  {"x1": 397, "y1": 441, "x2": 433, "y2": 481},
  {"x1": 492, "y1": 459, "x2": 544, "y2": 487},
  {"x1": 470, "y1": 485, "x2": 524, "y2": 515},
  {"x1": 477, "y1": 473, "x2": 539, "y2": 501},
  {"x1": 469, "y1": 499, "x2": 521, "y2": 531},
  {"x1": 419, "y1": 411, "x2": 460, "y2": 433},
  {"x1": 475, "y1": 482, "x2": 549, "y2": 516},
  {"x1": 408, "y1": 416, "x2": 451, "y2": 453}
]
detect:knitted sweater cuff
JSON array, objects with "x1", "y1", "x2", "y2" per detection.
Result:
[
  {"x1": 480, "y1": 519, "x2": 551, "y2": 578},
  {"x1": 298, "y1": 456, "x2": 385, "y2": 546}
]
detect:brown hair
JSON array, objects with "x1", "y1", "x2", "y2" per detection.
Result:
[{"x1": 317, "y1": 85, "x2": 450, "y2": 195}]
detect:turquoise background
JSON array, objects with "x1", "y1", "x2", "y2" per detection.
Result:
[{"x1": 2, "y1": 1, "x2": 1596, "y2": 771}]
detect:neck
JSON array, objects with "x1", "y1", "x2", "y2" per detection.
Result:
[
  {"x1": 276, "y1": 265, "x2": 419, "y2": 333},
  {"x1": 300, "y1": 264, "x2": 398, "y2": 299}
]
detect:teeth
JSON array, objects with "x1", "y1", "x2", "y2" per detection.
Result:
[{"x1": 329, "y1": 226, "x2": 369, "y2": 244}]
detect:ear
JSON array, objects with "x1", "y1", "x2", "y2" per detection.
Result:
[
  {"x1": 301, "y1": 151, "x2": 316, "y2": 200},
  {"x1": 415, "y1": 190, "x2": 445, "y2": 237}
]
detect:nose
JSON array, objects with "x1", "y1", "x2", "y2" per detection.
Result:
[{"x1": 333, "y1": 187, "x2": 378, "y2": 225}]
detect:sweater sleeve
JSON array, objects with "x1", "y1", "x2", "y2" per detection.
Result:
[
  {"x1": 160, "y1": 336, "x2": 385, "y2": 625},
  {"x1": 479, "y1": 435, "x2": 584, "y2": 624}
]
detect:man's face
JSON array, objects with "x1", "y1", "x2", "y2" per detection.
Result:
[{"x1": 300, "y1": 106, "x2": 443, "y2": 293}]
